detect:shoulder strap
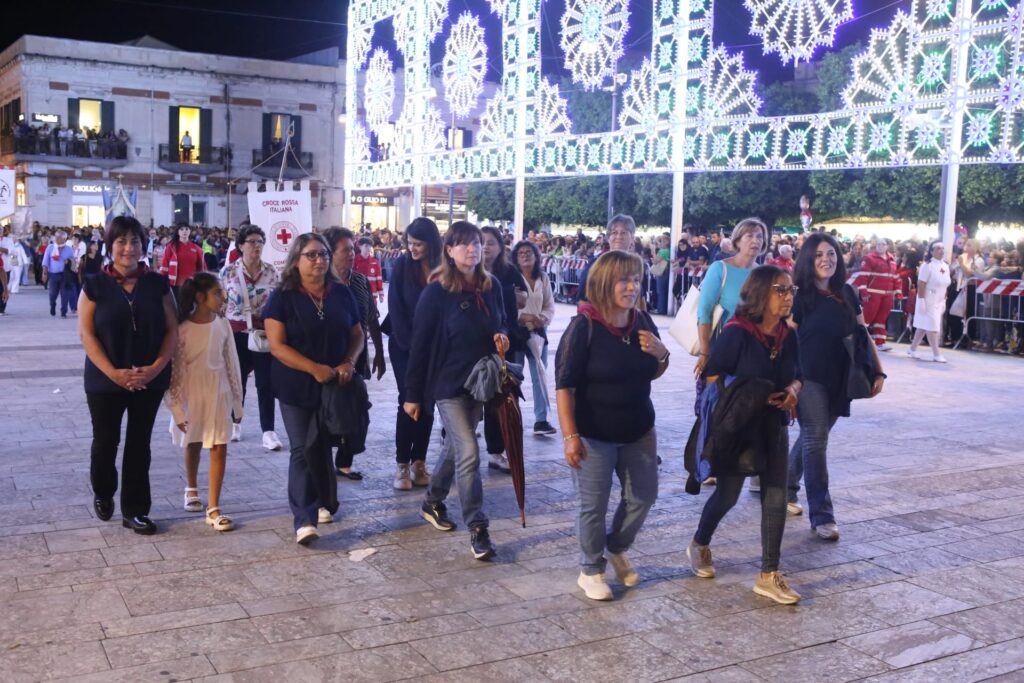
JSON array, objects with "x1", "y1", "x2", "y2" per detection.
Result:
[{"x1": 236, "y1": 262, "x2": 255, "y2": 331}]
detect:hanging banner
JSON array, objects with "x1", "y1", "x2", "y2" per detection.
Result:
[
  {"x1": 246, "y1": 179, "x2": 312, "y2": 268},
  {"x1": 0, "y1": 166, "x2": 15, "y2": 221}
]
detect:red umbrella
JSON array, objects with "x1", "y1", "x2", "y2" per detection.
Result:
[{"x1": 490, "y1": 346, "x2": 527, "y2": 527}]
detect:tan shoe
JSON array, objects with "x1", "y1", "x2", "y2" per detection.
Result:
[
  {"x1": 393, "y1": 464, "x2": 413, "y2": 491},
  {"x1": 753, "y1": 571, "x2": 801, "y2": 605},
  {"x1": 686, "y1": 540, "x2": 715, "y2": 578},
  {"x1": 607, "y1": 551, "x2": 640, "y2": 587},
  {"x1": 411, "y1": 460, "x2": 430, "y2": 487}
]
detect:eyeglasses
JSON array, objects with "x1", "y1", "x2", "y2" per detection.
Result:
[
  {"x1": 771, "y1": 285, "x2": 799, "y2": 296},
  {"x1": 244, "y1": 239, "x2": 265, "y2": 246},
  {"x1": 300, "y1": 250, "x2": 331, "y2": 261}
]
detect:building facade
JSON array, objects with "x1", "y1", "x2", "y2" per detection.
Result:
[{"x1": 0, "y1": 35, "x2": 345, "y2": 229}]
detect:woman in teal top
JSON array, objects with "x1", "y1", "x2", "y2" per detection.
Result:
[{"x1": 693, "y1": 218, "x2": 769, "y2": 420}]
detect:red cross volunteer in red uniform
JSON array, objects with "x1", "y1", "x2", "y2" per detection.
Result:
[{"x1": 858, "y1": 239, "x2": 899, "y2": 350}]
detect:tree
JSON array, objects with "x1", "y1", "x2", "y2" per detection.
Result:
[{"x1": 814, "y1": 43, "x2": 863, "y2": 111}]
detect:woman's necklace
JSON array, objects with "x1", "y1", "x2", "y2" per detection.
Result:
[
  {"x1": 120, "y1": 286, "x2": 138, "y2": 332},
  {"x1": 308, "y1": 290, "x2": 326, "y2": 320}
]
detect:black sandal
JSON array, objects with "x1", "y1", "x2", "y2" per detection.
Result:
[{"x1": 336, "y1": 469, "x2": 364, "y2": 480}]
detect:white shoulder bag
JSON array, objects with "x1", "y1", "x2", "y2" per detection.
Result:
[
  {"x1": 669, "y1": 262, "x2": 728, "y2": 356},
  {"x1": 237, "y1": 264, "x2": 270, "y2": 353}
]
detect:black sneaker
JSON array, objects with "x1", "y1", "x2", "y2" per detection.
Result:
[
  {"x1": 421, "y1": 501, "x2": 456, "y2": 531},
  {"x1": 533, "y1": 420, "x2": 557, "y2": 435},
  {"x1": 470, "y1": 526, "x2": 496, "y2": 560}
]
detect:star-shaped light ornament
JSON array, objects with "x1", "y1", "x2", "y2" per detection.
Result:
[{"x1": 744, "y1": 0, "x2": 855, "y2": 65}]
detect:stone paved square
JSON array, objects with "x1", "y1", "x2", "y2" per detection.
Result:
[{"x1": 1, "y1": 286, "x2": 1024, "y2": 682}]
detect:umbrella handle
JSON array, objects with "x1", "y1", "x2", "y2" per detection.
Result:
[{"x1": 497, "y1": 342, "x2": 506, "y2": 364}]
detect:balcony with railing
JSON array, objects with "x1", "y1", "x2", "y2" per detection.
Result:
[
  {"x1": 0, "y1": 131, "x2": 130, "y2": 168},
  {"x1": 158, "y1": 143, "x2": 229, "y2": 175},
  {"x1": 252, "y1": 147, "x2": 313, "y2": 180}
]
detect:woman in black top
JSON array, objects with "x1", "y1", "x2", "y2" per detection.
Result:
[
  {"x1": 78, "y1": 216, "x2": 178, "y2": 535},
  {"x1": 481, "y1": 226, "x2": 527, "y2": 474},
  {"x1": 403, "y1": 222, "x2": 509, "y2": 561},
  {"x1": 387, "y1": 217, "x2": 443, "y2": 490},
  {"x1": 556, "y1": 251, "x2": 669, "y2": 601},
  {"x1": 787, "y1": 233, "x2": 885, "y2": 542},
  {"x1": 687, "y1": 265, "x2": 803, "y2": 605},
  {"x1": 79, "y1": 239, "x2": 104, "y2": 283},
  {"x1": 264, "y1": 233, "x2": 364, "y2": 546},
  {"x1": 324, "y1": 227, "x2": 384, "y2": 481}
]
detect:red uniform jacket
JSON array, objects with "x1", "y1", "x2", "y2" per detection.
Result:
[
  {"x1": 354, "y1": 253, "x2": 383, "y2": 294},
  {"x1": 858, "y1": 251, "x2": 898, "y2": 298}
]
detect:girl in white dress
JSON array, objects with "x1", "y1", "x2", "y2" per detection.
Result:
[
  {"x1": 909, "y1": 241, "x2": 952, "y2": 363},
  {"x1": 165, "y1": 273, "x2": 245, "y2": 531}
]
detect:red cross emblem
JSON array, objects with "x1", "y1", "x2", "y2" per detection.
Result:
[{"x1": 277, "y1": 228, "x2": 293, "y2": 245}]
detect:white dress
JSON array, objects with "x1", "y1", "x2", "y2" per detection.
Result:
[
  {"x1": 913, "y1": 259, "x2": 952, "y2": 333},
  {"x1": 165, "y1": 317, "x2": 245, "y2": 448}
]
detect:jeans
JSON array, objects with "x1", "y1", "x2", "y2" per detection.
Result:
[
  {"x1": 695, "y1": 425, "x2": 789, "y2": 572},
  {"x1": 656, "y1": 270, "x2": 670, "y2": 315},
  {"x1": 47, "y1": 272, "x2": 73, "y2": 315},
  {"x1": 574, "y1": 429, "x2": 659, "y2": 575},
  {"x1": 232, "y1": 332, "x2": 276, "y2": 432},
  {"x1": 86, "y1": 388, "x2": 163, "y2": 519},
  {"x1": 389, "y1": 343, "x2": 434, "y2": 464},
  {"x1": 514, "y1": 343, "x2": 549, "y2": 423},
  {"x1": 787, "y1": 381, "x2": 839, "y2": 528},
  {"x1": 280, "y1": 402, "x2": 338, "y2": 530},
  {"x1": 426, "y1": 395, "x2": 487, "y2": 530}
]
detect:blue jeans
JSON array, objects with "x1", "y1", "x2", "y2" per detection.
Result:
[
  {"x1": 695, "y1": 425, "x2": 789, "y2": 572},
  {"x1": 573, "y1": 429, "x2": 659, "y2": 575},
  {"x1": 515, "y1": 342, "x2": 549, "y2": 423},
  {"x1": 787, "y1": 381, "x2": 839, "y2": 528},
  {"x1": 280, "y1": 403, "x2": 338, "y2": 530},
  {"x1": 426, "y1": 395, "x2": 487, "y2": 530},
  {"x1": 47, "y1": 272, "x2": 73, "y2": 314},
  {"x1": 656, "y1": 270, "x2": 670, "y2": 315}
]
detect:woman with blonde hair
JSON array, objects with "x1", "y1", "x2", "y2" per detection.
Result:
[
  {"x1": 403, "y1": 221, "x2": 509, "y2": 560},
  {"x1": 556, "y1": 250, "x2": 669, "y2": 601}
]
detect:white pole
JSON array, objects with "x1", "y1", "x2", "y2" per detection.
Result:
[{"x1": 939, "y1": 2, "x2": 972, "y2": 262}]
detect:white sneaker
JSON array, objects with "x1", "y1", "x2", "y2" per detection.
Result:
[
  {"x1": 607, "y1": 551, "x2": 640, "y2": 587},
  {"x1": 878, "y1": 343, "x2": 893, "y2": 352},
  {"x1": 577, "y1": 572, "x2": 613, "y2": 601},
  {"x1": 231, "y1": 423, "x2": 242, "y2": 442},
  {"x1": 393, "y1": 464, "x2": 413, "y2": 491},
  {"x1": 296, "y1": 525, "x2": 318, "y2": 545},
  {"x1": 932, "y1": 354, "x2": 948, "y2": 363},
  {"x1": 748, "y1": 476, "x2": 761, "y2": 493},
  {"x1": 317, "y1": 507, "x2": 334, "y2": 524},
  {"x1": 787, "y1": 502, "x2": 803, "y2": 516},
  {"x1": 814, "y1": 523, "x2": 840, "y2": 541},
  {"x1": 488, "y1": 452, "x2": 511, "y2": 473},
  {"x1": 907, "y1": 349, "x2": 921, "y2": 360},
  {"x1": 262, "y1": 430, "x2": 283, "y2": 451}
]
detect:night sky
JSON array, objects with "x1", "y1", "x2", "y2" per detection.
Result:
[{"x1": 2, "y1": 0, "x2": 910, "y2": 84}]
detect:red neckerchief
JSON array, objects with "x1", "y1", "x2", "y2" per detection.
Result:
[
  {"x1": 725, "y1": 315, "x2": 790, "y2": 360},
  {"x1": 102, "y1": 262, "x2": 149, "y2": 284},
  {"x1": 577, "y1": 302, "x2": 639, "y2": 338},
  {"x1": 459, "y1": 276, "x2": 490, "y2": 316}
]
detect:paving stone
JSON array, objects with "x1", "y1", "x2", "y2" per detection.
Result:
[
  {"x1": 828, "y1": 581, "x2": 973, "y2": 626},
  {"x1": 342, "y1": 613, "x2": 480, "y2": 649},
  {"x1": 525, "y1": 635, "x2": 692, "y2": 681},
  {"x1": 931, "y1": 598, "x2": 1024, "y2": 643},
  {"x1": 409, "y1": 617, "x2": 578, "y2": 671},
  {"x1": 640, "y1": 613, "x2": 795, "y2": 672},
  {"x1": 102, "y1": 619, "x2": 269, "y2": 668},
  {"x1": 841, "y1": 620, "x2": 984, "y2": 668},
  {"x1": 859, "y1": 637, "x2": 1024, "y2": 682},
  {"x1": 50, "y1": 654, "x2": 217, "y2": 683},
  {"x1": 738, "y1": 642, "x2": 889, "y2": 682},
  {"x1": 545, "y1": 595, "x2": 702, "y2": 643},
  {"x1": 207, "y1": 633, "x2": 348, "y2": 673}
]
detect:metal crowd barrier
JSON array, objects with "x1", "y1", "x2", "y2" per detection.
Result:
[
  {"x1": 375, "y1": 248, "x2": 403, "y2": 283},
  {"x1": 954, "y1": 277, "x2": 1024, "y2": 350},
  {"x1": 544, "y1": 255, "x2": 590, "y2": 303}
]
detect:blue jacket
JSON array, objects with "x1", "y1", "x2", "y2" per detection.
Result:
[{"x1": 386, "y1": 254, "x2": 427, "y2": 352}]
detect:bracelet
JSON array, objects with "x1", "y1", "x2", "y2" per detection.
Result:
[
  {"x1": 658, "y1": 350, "x2": 670, "y2": 363},
  {"x1": 874, "y1": 372, "x2": 887, "y2": 380},
  {"x1": 563, "y1": 433, "x2": 580, "y2": 443}
]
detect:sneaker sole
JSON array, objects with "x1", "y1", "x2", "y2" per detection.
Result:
[
  {"x1": 753, "y1": 584, "x2": 800, "y2": 605},
  {"x1": 576, "y1": 577, "x2": 613, "y2": 601},
  {"x1": 813, "y1": 528, "x2": 840, "y2": 541},
  {"x1": 472, "y1": 547, "x2": 496, "y2": 560},
  {"x1": 421, "y1": 511, "x2": 456, "y2": 532},
  {"x1": 686, "y1": 547, "x2": 715, "y2": 578},
  {"x1": 296, "y1": 531, "x2": 318, "y2": 546},
  {"x1": 487, "y1": 463, "x2": 511, "y2": 473}
]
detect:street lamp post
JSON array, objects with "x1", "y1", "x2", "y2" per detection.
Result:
[{"x1": 605, "y1": 73, "x2": 628, "y2": 222}]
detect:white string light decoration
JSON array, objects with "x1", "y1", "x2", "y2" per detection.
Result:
[
  {"x1": 364, "y1": 48, "x2": 395, "y2": 135},
  {"x1": 352, "y1": 25, "x2": 373, "y2": 68},
  {"x1": 699, "y1": 46, "x2": 763, "y2": 121},
  {"x1": 744, "y1": 0, "x2": 854, "y2": 64},
  {"x1": 842, "y1": 12, "x2": 924, "y2": 116},
  {"x1": 393, "y1": 0, "x2": 448, "y2": 54},
  {"x1": 443, "y1": 12, "x2": 487, "y2": 120},
  {"x1": 536, "y1": 79, "x2": 572, "y2": 136},
  {"x1": 560, "y1": 0, "x2": 630, "y2": 91},
  {"x1": 618, "y1": 58, "x2": 659, "y2": 129},
  {"x1": 479, "y1": 90, "x2": 511, "y2": 144}
]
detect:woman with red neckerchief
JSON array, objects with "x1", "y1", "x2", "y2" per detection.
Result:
[{"x1": 78, "y1": 216, "x2": 178, "y2": 535}]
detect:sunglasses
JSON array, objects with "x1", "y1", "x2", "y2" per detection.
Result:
[
  {"x1": 771, "y1": 285, "x2": 799, "y2": 296},
  {"x1": 300, "y1": 250, "x2": 331, "y2": 261}
]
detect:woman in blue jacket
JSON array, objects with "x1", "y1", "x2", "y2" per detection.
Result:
[
  {"x1": 403, "y1": 221, "x2": 509, "y2": 561},
  {"x1": 387, "y1": 218, "x2": 443, "y2": 491}
]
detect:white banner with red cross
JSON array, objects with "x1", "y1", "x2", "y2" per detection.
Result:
[
  {"x1": 246, "y1": 180, "x2": 312, "y2": 269},
  {"x1": 0, "y1": 166, "x2": 15, "y2": 220}
]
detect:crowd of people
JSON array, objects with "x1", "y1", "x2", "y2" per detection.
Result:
[
  {"x1": 1, "y1": 211, "x2": 1020, "y2": 607},
  {"x1": 5, "y1": 121, "x2": 130, "y2": 159}
]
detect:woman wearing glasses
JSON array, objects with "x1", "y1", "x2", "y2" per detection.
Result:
[
  {"x1": 686, "y1": 265, "x2": 803, "y2": 604},
  {"x1": 219, "y1": 225, "x2": 282, "y2": 449},
  {"x1": 264, "y1": 234, "x2": 364, "y2": 545}
]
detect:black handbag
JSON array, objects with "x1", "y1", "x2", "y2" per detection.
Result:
[{"x1": 843, "y1": 325, "x2": 878, "y2": 400}]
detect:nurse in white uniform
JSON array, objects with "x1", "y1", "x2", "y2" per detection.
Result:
[{"x1": 909, "y1": 241, "x2": 952, "y2": 363}]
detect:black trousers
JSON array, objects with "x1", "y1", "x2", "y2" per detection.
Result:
[
  {"x1": 389, "y1": 342, "x2": 433, "y2": 463},
  {"x1": 86, "y1": 388, "x2": 163, "y2": 519},
  {"x1": 232, "y1": 332, "x2": 276, "y2": 431}
]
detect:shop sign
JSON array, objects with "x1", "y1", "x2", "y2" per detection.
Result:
[
  {"x1": 72, "y1": 184, "x2": 110, "y2": 194},
  {"x1": 32, "y1": 113, "x2": 60, "y2": 124},
  {"x1": 352, "y1": 194, "x2": 393, "y2": 206}
]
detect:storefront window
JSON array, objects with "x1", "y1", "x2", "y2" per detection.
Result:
[
  {"x1": 72, "y1": 205, "x2": 105, "y2": 228},
  {"x1": 79, "y1": 99, "x2": 102, "y2": 133},
  {"x1": 16, "y1": 180, "x2": 26, "y2": 207}
]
